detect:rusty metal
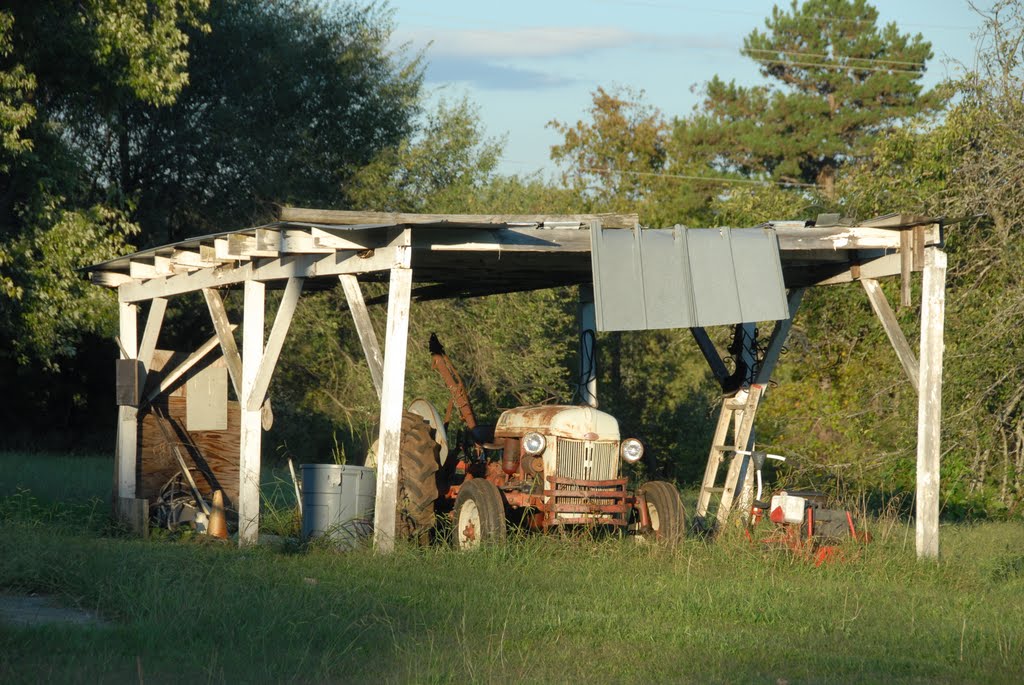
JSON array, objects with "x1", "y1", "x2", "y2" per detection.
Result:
[
  {"x1": 501, "y1": 437, "x2": 521, "y2": 475},
  {"x1": 429, "y1": 333, "x2": 478, "y2": 430},
  {"x1": 542, "y1": 476, "x2": 629, "y2": 527}
]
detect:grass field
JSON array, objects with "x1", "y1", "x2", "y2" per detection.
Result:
[{"x1": 1, "y1": 451, "x2": 1022, "y2": 684}]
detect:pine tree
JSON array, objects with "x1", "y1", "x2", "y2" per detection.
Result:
[{"x1": 675, "y1": 0, "x2": 945, "y2": 198}]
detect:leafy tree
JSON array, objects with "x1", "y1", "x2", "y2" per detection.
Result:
[
  {"x1": 0, "y1": 0, "x2": 208, "y2": 447},
  {"x1": 675, "y1": 0, "x2": 945, "y2": 198},
  {"x1": 65, "y1": 0, "x2": 422, "y2": 245},
  {"x1": 346, "y1": 98, "x2": 503, "y2": 213}
]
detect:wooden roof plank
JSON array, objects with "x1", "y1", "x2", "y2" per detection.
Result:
[{"x1": 278, "y1": 206, "x2": 639, "y2": 229}]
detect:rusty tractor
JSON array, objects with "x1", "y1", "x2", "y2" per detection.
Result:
[{"x1": 385, "y1": 334, "x2": 686, "y2": 549}]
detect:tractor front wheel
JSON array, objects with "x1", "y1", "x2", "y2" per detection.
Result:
[
  {"x1": 639, "y1": 481, "x2": 685, "y2": 545},
  {"x1": 452, "y1": 479, "x2": 506, "y2": 549}
]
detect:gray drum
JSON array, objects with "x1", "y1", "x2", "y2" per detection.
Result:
[{"x1": 300, "y1": 464, "x2": 376, "y2": 547}]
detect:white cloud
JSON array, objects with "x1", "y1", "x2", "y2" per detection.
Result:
[{"x1": 396, "y1": 26, "x2": 679, "y2": 59}]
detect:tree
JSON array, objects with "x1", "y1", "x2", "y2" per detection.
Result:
[
  {"x1": 675, "y1": 0, "x2": 945, "y2": 198},
  {"x1": 64, "y1": 0, "x2": 422, "y2": 245},
  {"x1": 346, "y1": 98, "x2": 503, "y2": 213},
  {"x1": 0, "y1": 0, "x2": 208, "y2": 447}
]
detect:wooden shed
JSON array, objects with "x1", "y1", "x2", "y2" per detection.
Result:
[{"x1": 86, "y1": 208, "x2": 946, "y2": 558}]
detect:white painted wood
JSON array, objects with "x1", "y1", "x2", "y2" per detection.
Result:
[
  {"x1": 239, "y1": 279, "x2": 265, "y2": 545},
  {"x1": 755, "y1": 289, "x2": 805, "y2": 386},
  {"x1": 228, "y1": 233, "x2": 278, "y2": 258},
  {"x1": 310, "y1": 226, "x2": 390, "y2": 251},
  {"x1": 115, "y1": 301, "x2": 139, "y2": 503},
  {"x1": 916, "y1": 249, "x2": 946, "y2": 560},
  {"x1": 373, "y1": 244, "x2": 413, "y2": 553},
  {"x1": 862, "y1": 278, "x2": 920, "y2": 393},
  {"x1": 143, "y1": 329, "x2": 235, "y2": 406},
  {"x1": 137, "y1": 298, "x2": 167, "y2": 374},
  {"x1": 202, "y1": 288, "x2": 243, "y2": 399},
  {"x1": 339, "y1": 274, "x2": 384, "y2": 398},
  {"x1": 773, "y1": 223, "x2": 940, "y2": 251},
  {"x1": 91, "y1": 271, "x2": 134, "y2": 287},
  {"x1": 578, "y1": 284, "x2": 598, "y2": 407},
  {"x1": 246, "y1": 277, "x2": 304, "y2": 410},
  {"x1": 120, "y1": 246, "x2": 400, "y2": 302}
]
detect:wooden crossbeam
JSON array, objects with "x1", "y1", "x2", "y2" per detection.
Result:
[
  {"x1": 245, "y1": 277, "x2": 304, "y2": 411},
  {"x1": 862, "y1": 278, "x2": 919, "y2": 392},
  {"x1": 202, "y1": 288, "x2": 243, "y2": 399},
  {"x1": 339, "y1": 274, "x2": 383, "y2": 398}
]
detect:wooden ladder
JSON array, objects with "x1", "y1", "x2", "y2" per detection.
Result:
[{"x1": 693, "y1": 383, "x2": 765, "y2": 532}]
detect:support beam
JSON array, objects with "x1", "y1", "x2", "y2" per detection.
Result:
[
  {"x1": 578, "y1": 284, "x2": 598, "y2": 407},
  {"x1": 690, "y1": 328, "x2": 729, "y2": 383},
  {"x1": 137, "y1": 298, "x2": 167, "y2": 374},
  {"x1": 916, "y1": 249, "x2": 946, "y2": 560},
  {"x1": 142, "y1": 328, "x2": 237, "y2": 406},
  {"x1": 339, "y1": 274, "x2": 384, "y2": 399},
  {"x1": 239, "y1": 279, "x2": 265, "y2": 545},
  {"x1": 203, "y1": 288, "x2": 243, "y2": 399},
  {"x1": 115, "y1": 301, "x2": 139, "y2": 504},
  {"x1": 755, "y1": 288, "x2": 805, "y2": 386},
  {"x1": 861, "y1": 278, "x2": 919, "y2": 393},
  {"x1": 373, "y1": 245, "x2": 413, "y2": 553},
  {"x1": 246, "y1": 277, "x2": 304, "y2": 411}
]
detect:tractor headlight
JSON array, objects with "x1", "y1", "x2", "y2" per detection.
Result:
[
  {"x1": 620, "y1": 438, "x2": 644, "y2": 463},
  {"x1": 522, "y1": 432, "x2": 546, "y2": 456}
]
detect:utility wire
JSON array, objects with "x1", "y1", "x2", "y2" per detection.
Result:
[
  {"x1": 581, "y1": 166, "x2": 820, "y2": 188},
  {"x1": 750, "y1": 57, "x2": 928, "y2": 75},
  {"x1": 744, "y1": 48, "x2": 926, "y2": 69}
]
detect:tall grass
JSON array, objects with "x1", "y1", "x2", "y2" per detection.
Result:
[{"x1": 1, "y1": 452, "x2": 1022, "y2": 683}]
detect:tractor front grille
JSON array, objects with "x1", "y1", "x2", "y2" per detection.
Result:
[
  {"x1": 555, "y1": 438, "x2": 619, "y2": 481},
  {"x1": 547, "y1": 438, "x2": 626, "y2": 526}
]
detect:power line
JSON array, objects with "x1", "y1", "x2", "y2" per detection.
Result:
[
  {"x1": 745, "y1": 48, "x2": 925, "y2": 69},
  {"x1": 581, "y1": 166, "x2": 819, "y2": 188},
  {"x1": 751, "y1": 57, "x2": 927, "y2": 76}
]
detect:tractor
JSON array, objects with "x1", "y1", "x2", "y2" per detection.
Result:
[{"x1": 378, "y1": 334, "x2": 686, "y2": 549}]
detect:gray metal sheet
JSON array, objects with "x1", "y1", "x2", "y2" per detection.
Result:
[{"x1": 591, "y1": 225, "x2": 789, "y2": 331}]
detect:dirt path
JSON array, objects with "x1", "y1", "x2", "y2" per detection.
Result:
[{"x1": 0, "y1": 593, "x2": 106, "y2": 628}]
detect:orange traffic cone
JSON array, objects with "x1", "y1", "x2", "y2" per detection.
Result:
[{"x1": 208, "y1": 489, "x2": 228, "y2": 539}]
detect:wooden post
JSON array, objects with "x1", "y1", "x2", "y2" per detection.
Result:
[
  {"x1": 239, "y1": 279, "x2": 265, "y2": 545},
  {"x1": 916, "y1": 249, "x2": 946, "y2": 560},
  {"x1": 862, "y1": 278, "x2": 919, "y2": 393},
  {"x1": 245, "y1": 277, "x2": 303, "y2": 411},
  {"x1": 579, "y1": 284, "x2": 598, "y2": 407},
  {"x1": 373, "y1": 242, "x2": 412, "y2": 553},
  {"x1": 339, "y1": 274, "x2": 384, "y2": 399},
  {"x1": 115, "y1": 300, "x2": 139, "y2": 505}
]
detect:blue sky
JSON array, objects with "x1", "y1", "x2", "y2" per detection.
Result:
[{"x1": 386, "y1": 0, "x2": 988, "y2": 177}]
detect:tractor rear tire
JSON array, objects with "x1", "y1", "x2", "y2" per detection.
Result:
[
  {"x1": 396, "y1": 412, "x2": 441, "y2": 543},
  {"x1": 452, "y1": 479, "x2": 506, "y2": 549},
  {"x1": 639, "y1": 481, "x2": 686, "y2": 545}
]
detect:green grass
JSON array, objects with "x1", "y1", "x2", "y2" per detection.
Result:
[{"x1": 1, "y1": 452, "x2": 1023, "y2": 684}]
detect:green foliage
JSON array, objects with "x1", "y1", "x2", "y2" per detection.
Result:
[
  {"x1": 347, "y1": 98, "x2": 503, "y2": 213},
  {"x1": 675, "y1": 0, "x2": 945, "y2": 195},
  {"x1": 69, "y1": 0, "x2": 423, "y2": 244},
  {"x1": 1, "y1": 468, "x2": 1023, "y2": 685}
]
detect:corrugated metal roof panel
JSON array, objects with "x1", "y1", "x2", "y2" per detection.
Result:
[{"x1": 590, "y1": 226, "x2": 789, "y2": 332}]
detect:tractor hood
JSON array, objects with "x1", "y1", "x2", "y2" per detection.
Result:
[{"x1": 493, "y1": 405, "x2": 620, "y2": 442}]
